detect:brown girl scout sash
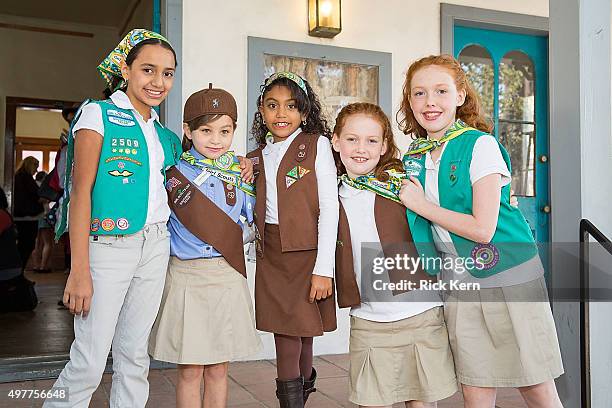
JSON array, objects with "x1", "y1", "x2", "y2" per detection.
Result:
[{"x1": 165, "y1": 167, "x2": 246, "y2": 278}]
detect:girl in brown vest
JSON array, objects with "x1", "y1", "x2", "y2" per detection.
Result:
[
  {"x1": 331, "y1": 103, "x2": 457, "y2": 407},
  {"x1": 247, "y1": 72, "x2": 338, "y2": 407}
]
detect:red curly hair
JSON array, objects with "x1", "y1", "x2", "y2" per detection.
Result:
[
  {"x1": 397, "y1": 54, "x2": 493, "y2": 138},
  {"x1": 332, "y1": 102, "x2": 403, "y2": 181}
]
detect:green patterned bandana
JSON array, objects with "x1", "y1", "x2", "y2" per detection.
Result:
[
  {"x1": 340, "y1": 170, "x2": 408, "y2": 204},
  {"x1": 97, "y1": 29, "x2": 170, "y2": 91},
  {"x1": 181, "y1": 150, "x2": 255, "y2": 196},
  {"x1": 406, "y1": 119, "x2": 475, "y2": 155},
  {"x1": 263, "y1": 71, "x2": 308, "y2": 96}
]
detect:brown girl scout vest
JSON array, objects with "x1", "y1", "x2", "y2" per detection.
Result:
[
  {"x1": 165, "y1": 166, "x2": 247, "y2": 277},
  {"x1": 335, "y1": 194, "x2": 430, "y2": 308},
  {"x1": 247, "y1": 132, "x2": 319, "y2": 257}
]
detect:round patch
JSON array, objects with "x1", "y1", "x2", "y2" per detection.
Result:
[
  {"x1": 90, "y1": 218, "x2": 100, "y2": 232},
  {"x1": 471, "y1": 243, "x2": 500, "y2": 270},
  {"x1": 297, "y1": 151, "x2": 306, "y2": 158},
  {"x1": 298, "y1": 144, "x2": 306, "y2": 150},
  {"x1": 101, "y1": 218, "x2": 115, "y2": 232},
  {"x1": 131, "y1": 149, "x2": 137, "y2": 154},
  {"x1": 116, "y1": 218, "x2": 129, "y2": 230},
  {"x1": 226, "y1": 184, "x2": 234, "y2": 190},
  {"x1": 215, "y1": 153, "x2": 233, "y2": 170}
]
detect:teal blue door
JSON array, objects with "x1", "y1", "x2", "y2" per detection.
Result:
[{"x1": 454, "y1": 26, "x2": 550, "y2": 248}]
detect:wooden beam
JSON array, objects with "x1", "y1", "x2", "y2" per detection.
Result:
[{"x1": 0, "y1": 22, "x2": 94, "y2": 38}]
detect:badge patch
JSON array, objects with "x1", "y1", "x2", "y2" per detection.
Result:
[
  {"x1": 101, "y1": 218, "x2": 115, "y2": 231},
  {"x1": 166, "y1": 177, "x2": 181, "y2": 192},
  {"x1": 251, "y1": 157, "x2": 259, "y2": 165},
  {"x1": 107, "y1": 109, "x2": 132, "y2": 120},
  {"x1": 285, "y1": 176, "x2": 297, "y2": 188},
  {"x1": 471, "y1": 243, "x2": 500, "y2": 270},
  {"x1": 116, "y1": 218, "x2": 129, "y2": 230},
  {"x1": 106, "y1": 153, "x2": 142, "y2": 165},
  {"x1": 108, "y1": 116, "x2": 136, "y2": 127},
  {"x1": 108, "y1": 169, "x2": 134, "y2": 177},
  {"x1": 214, "y1": 153, "x2": 233, "y2": 170},
  {"x1": 90, "y1": 218, "x2": 100, "y2": 232},
  {"x1": 285, "y1": 166, "x2": 310, "y2": 189},
  {"x1": 404, "y1": 159, "x2": 423, "y2": 176}
]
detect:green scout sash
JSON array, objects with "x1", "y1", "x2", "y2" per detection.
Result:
[
  {"x1": 339, "y1": 170, "x2": 407, "y2": 204},
  {"x1": 180, "y1": 150, "x2": 255, "y2": 196}
]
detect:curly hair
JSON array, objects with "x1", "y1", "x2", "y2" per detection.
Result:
[
  {"x1": 332, "y1": 102, "x2": 403, "y2": 180},
  {"x1": 250, "y1": 75, "x2": 331, "y2": 146},
  {"x1": 397, "y1": 54, "x2": 493, "y2": 138}
]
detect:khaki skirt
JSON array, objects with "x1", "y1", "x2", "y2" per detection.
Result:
[
  {"x1": 349, "y1": 307, "x2": 457, "y2": 406},
  {"x1": 444, "y1": 277, "x2": 564, "y2": 387},
  {"x1": 255, "y1": 224, "x2": 337, "y2": 337},
  {"x1": 149, "y1": 257, "x2": 262, "y2": 365}
]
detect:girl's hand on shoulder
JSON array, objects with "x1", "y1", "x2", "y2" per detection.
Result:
[
  {"x1": 237, "y1": 156, "x2": 255, "y2": 183},
  {"x1": 63, "y1": 266, "x2": 94, "y2": 317},
  {"x1": 309, "y1": 275, "x2": 332, "y2": 303},
  {"x1": 399, "y1": 176, "x2": 428, "y2": 213}
]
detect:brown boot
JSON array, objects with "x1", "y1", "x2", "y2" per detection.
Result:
[
  {"x1": 303, "y1": 367, "x2": 317, "y2": 404},
  {"x1": 276, "y1": 376, "x2": 304, "y2": 408}
]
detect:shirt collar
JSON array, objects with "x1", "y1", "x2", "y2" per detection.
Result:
[
  {"x1": 262, "y1": 127, "x2": 303, "y2": 155},
  {"x1": 339, "y1": 180, "x2": 366, "y2": 198},
  {"x1": 110, "y1": 90, "x2": 160, "y2": 123}
]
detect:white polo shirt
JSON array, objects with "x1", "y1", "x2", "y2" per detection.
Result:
[{"x1": 72, "y1": 90, "x2": 171, "y2": 225}]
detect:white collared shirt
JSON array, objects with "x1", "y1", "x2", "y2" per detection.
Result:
[
  {"x1": 262, "y1": 128, "x2": 339, "y2": 278},
  {"x1": 339, "y1": 183, "x2": 442, "y2": 322},
  {"x1": 72, "y1": 90, "x2": 170, "y2": 225}
]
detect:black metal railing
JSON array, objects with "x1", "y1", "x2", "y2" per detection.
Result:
[{"x1": 579, "y1": 219, "x2": 612, "y2": 408}]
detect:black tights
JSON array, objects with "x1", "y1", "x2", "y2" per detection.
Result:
[{"x1": 274, "y1": 334, "x2": 313, "y2": 380}]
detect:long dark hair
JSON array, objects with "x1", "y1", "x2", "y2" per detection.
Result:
[
  {"x1": 250, "y1": 76, "x2": 331, "y2": 146},
  {"x1": 106, "y1": 38, "x2": 177, "y2": 95}
]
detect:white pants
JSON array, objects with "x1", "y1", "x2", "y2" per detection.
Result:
[{"x1": 44, "y1": 223, "x2": 170, "y2": 408}]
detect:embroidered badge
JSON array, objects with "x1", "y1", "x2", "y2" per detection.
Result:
[
  {"x1": 251, "y1": 157, "x2": 260, "y2": 166},
  {"x1": 285, "y1": 176, "x2": 297, "y2": 188},
  {"x1": 212, "y1": 98, "x2": 220, "y2": 108},
  {"x1": 105, "y1": 156, "x2": 142, "y2": 166},
  {"x1": 166, "y1": 177, "x2": 181, "y2": 192},
  {"x1": 404, "y1": 159, "x2": 423, "y2": 177},
  {"x1": 116, "y1": 218, "x2": 129, "y2": 230},
  {"x1": 90, "y1": 218, "x2": 100, "y2": 232},
  {"x1": 108, "y1": 169, "x2": 134, "y2": 177},
  {"x1": 471, "y1": 243, "x2": 500, "y2": 270},
  {"x1": 117, "y1": 162, "x2": 125, "y2": 169},
  {"x1": 227, "y1": 191, "x2": 235, "y2": 200},
  {"x1": 214, "y1": 153, "x2": 233, "y2": 170},
  {"x1": 101, "y1": 218, "x2": 115, "y2": 231},
  {"x1": 285, "y1": 166, "x2": 310, "y2": 188},
  {"x1": 107, "y1": 109, "x2": 132, "y2": 120},
  {"x1": 108, "y1": 116, "x2": 136, "y2": 127}
]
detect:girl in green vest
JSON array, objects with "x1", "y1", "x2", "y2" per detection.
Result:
[
  {"x1": 397, "y1": 55, "x2": 564, "y2": 408},
  {"x1": 45, "y1": 29, "x2": 182, "y2": 408}
]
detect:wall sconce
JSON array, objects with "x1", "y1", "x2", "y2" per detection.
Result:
[{"x1": 308, "y1": 0, "x2": 341, "y2": 38}]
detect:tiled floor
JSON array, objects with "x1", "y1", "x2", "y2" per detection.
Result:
[{"x1": 0, "y1": 354, "x2": 526, "y2": 407}]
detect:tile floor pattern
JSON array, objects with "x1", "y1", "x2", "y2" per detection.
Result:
[{"x1": 0, "y1": 354, "x2": 527, "y2": 408}]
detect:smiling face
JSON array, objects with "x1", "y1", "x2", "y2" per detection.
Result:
[
  {"x1": 259, "y1": 85, "x2": 306, "y2": 142},
  {"x1": 409, "y1": 65, "x2": 466, "y2": 140},
  {"x1": 183, "y1": 115, "x2": 235, "y2": 159},
  {"x1": 332, "y1": 113, "x2": 387, "y2": 179},
  {"x1": 121, "y1": 43, "x2": 176, "y2": 119}
]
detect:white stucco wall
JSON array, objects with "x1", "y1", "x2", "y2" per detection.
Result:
[{"x1": 181, "y1": 0, "x2": 548, "y2": 359}]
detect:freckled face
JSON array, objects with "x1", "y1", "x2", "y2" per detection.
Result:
[
  {"x1": 409, "y1": 65, "x2": 466, "y2": 139},
  {"x1": 332, "y1": 114, "x2": 387, "y2": 178}
]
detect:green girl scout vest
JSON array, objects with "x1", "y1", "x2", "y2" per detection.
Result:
[
  {"x1": 56, "y1": 99, "x2": 181, "y2": 239},
  {"x1": 403, "y1": 122, "x2": 538, "y2": 278}
]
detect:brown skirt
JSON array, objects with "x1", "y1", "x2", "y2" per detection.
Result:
[{"x1": 255, "y1": 224, "x2": 337, "y2": 337}]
